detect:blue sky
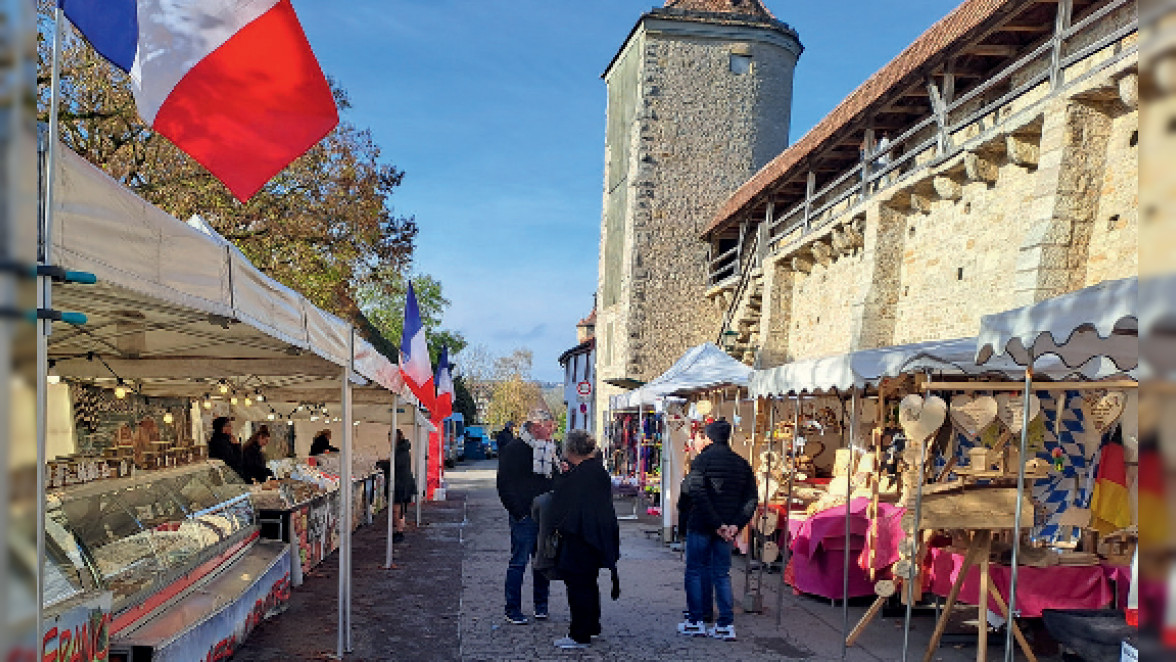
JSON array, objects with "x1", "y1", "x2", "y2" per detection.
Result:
[{"x1": 295, "y1": 0, "x2": 961, "y2": 382}]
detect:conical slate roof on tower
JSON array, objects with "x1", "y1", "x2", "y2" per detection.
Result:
[{"x1": 662, "y1": 0, "x2": 776, "y2": 20}]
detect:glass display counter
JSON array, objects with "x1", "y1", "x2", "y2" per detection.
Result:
[{"x1": 42, "y1": 461, "x2": 255, "y2": 615}]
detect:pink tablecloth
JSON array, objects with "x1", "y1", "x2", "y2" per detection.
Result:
[
  {"x1": 924, "y1": 548, "x2": 1116, "y2": 617},
  {"x1": 782, "y1": 498, "x2": 905, "y2": 600}
]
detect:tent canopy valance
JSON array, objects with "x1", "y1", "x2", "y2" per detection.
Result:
[
  {"x1": 975, "y1": 277, "x2": 1137, "y2": 371},
  {"x1": 609, "y1": 343, "x2": 752, "y2": 410},
  {"x1": 750, "y1": 336, "x2": 1130, "y2": 399},
  {"x1": 48, "y1": 144, "x2": 408, "y2": 409}
]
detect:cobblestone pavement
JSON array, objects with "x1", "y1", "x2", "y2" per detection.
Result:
[
  {"x1": 236, "y1": 460, "x2": 1044, "y2": 661},
  {"x1": 451, "y1": 462, "x2": 986, "y2": 662}
]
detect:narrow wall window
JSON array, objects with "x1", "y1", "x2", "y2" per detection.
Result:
[{"x1": 730, "y1": 53, "x2": 752, "y2": 75}]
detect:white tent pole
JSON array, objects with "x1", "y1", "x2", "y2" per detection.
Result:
[
  {"x1": 1003, "y1": 366, "x2": 1034, "y2": 662},
  {"x1": 338, "y1": 332, "x2": 354, "y2": 657},
  {"x1": 36, "y1": 8, "x2": 65, "y2": 647},
  {"x1": 841, "y1": 389, "x2": 857, "y2": 659},
  {"x1": 778, "y1": 395, "x2": 798, "y2": 630},
  {"x1": 385, "y1": 394, "x2": 398, "y2": 568}
]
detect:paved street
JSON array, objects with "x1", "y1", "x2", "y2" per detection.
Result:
[{"x1": 237, "y1": 460, "x2": 1033, "y2": 661}]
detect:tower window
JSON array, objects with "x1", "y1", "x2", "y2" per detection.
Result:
[{"x1": 730, "y1": 54, "x2": 752, "y2": 75}]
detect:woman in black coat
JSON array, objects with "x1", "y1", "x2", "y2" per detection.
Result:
[
  {"x1": 392, "y1": 430, "x2": 416, "y2": 542},
  {"x1": 549, "y1": 430, "x2": 620, "y2": 650},
  {"x1": 240, "y1": 426, "x2": 275, "y2": 484},
  {"x1": 309, "y1": 429, "x2": 339, "y2": 456}
]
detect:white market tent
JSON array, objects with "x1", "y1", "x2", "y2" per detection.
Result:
[
  {"x1": 749, "y1": 336, "x2": 1125, "y2": 398},
  {"x1": 44, "y1": 144, "x2": 414, "y2": 656},
  {"x1": 973, "y1": 277, "x2": 1139, "y2": 662},
  {"x1": 609, "y1": 342, "x2": 752, "y2": 410},
  {"x1": 975, "y1": 276, "x2": 1137, "y2": 372}
]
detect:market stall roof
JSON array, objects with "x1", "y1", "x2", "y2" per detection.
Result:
[
  {"x1": 975, "y1": 277, "x2": 1137, "y2": 371},
  {"x1": 47, "y1": 144, "x2": 408, "y2": 412},
  {"x1": 750, "y1": 336, "x2": 1129, "y2": 398},
  {"x1": 610, "y1": 343, "x2": 752, "y2": 410}
]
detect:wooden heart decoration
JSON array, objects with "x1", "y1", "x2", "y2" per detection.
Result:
[
  {"x1": 667, "y1": 415, "x2": 687, "y2": 432},
  {"x1": 898, "y1": 394, "x2": 948, "y2": 444},
  {"x1": 949, "y1": 394, "x2": 998, "y2": 440},
  {"x1": 995, "y1": 393, "x2": 1041, "y2": 435},
  {"x1": 1081, "y1": 391, "x2": 1126, "y2": 434}
]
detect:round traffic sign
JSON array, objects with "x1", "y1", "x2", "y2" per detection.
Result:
[{"x1": 576, "y1": 380, "x2": 592, "y2": 396}]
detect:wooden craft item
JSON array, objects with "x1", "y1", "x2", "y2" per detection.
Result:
[
  {"x1": 667, "y1": 414, "x2": 687, "y2": 432},
  {"x1": 761, "y1": 541, "x2": 780, "y2": 564},
  {"x1": 948, "y1": 394, "x2": 998, "y2": 440},
  {"x1": 916, "y1": 487, "x2": 1034, "y2": 531},
  {"x1": 1082, "y1": 390, "x2": 1126, "y2": 434},
  {"x1": 898, "y1": 394, "x2": 948, "y2": 444},
  {"x1": 755, "y1": 508, "x2": 779, "y2": 536},
  {"x1": 874, "y1": 579, "x2": 896, "y2": 598},
  {"x1": 995, "y1": 393, "x2": 1041, "y2": 435}
]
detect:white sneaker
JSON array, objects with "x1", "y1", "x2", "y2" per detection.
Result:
[
  {"x1": 677, "y1": 619, "x2": 706, "y2": 637},
  {"x1": 708, "y1": 624, "x2": 736, "y2": 641},
  {"x1": 553, "y1": 636, "x2": 588, "y2": 649}
]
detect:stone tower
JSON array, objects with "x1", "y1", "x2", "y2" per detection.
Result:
[{"x1": 594, "y1": 0, "x2": 801, "y2": 427}]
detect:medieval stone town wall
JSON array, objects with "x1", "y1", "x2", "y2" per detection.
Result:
[{"x1": 756, "y1": 55, "x2": 1137, "y2": 366}]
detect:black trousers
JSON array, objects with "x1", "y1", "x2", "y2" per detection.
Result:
[{"x1": 563, "y1": 570, "x2": 601, "y2": 644}]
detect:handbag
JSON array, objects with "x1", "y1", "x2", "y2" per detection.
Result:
[{"x1": 532, "y1": 491, "x2": 563, "y2": 580}]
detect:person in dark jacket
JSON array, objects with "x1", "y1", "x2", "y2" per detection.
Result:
[
  {"x1": 392, "y1": 429, "x2": 416, "y2": 543},
  {"x1": 309, "y1": 429, "x2": 339, "y2": 456},
  {"x1": 207, "y1": 417, "x2": 242, "y2": 479},
  {"x1": 240, "y1": 426, "x2": 275, "y2": 484},
  {"x1": 546, "y1": 430, "x2": 620, "y2": 650},
  {"x1": 678, "y1": 419, "x2": 757, "y2": 641},
  {"x1": 496, "y1": 424, "x2": 553, "y2": 624}
]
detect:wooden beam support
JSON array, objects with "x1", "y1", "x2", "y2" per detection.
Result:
[{"x1": 965, "y1": 44, "x2": 1019, "y2": 57}]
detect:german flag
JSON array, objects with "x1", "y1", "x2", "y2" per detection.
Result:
[{"x1": 1089, "y1": 440, "x2": 1131, "y2": 535}]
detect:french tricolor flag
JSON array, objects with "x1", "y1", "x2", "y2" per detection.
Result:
[
  {"x1": 433, "y1": 346, "x2": 454, "y2": 423},
  {"x1": 59, "y1": 0, "x2": 339, "y2": 202},
  {"x1": 400, "y1": 283, "x2": 435, "y2": 411}
]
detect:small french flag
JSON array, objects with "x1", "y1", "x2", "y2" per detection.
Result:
[
  {"x1": 58, "y1": 0, "x2": 339, "y2": 202},
  {"x1": 400, "y1": 283, "x2": 435, "y2": 410},
  {"x1": 433, "y1": 346, "x2": 454, "y2": 423}
]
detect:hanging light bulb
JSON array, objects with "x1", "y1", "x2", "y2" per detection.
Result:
[
  {"x1": 244, "y1": 396, "x2": 253, "y2": 407},
  {"x1": 267, "y1": 410, "x2": 276, "y2": 421},
  {"x1": 255, "y1": 390, "x2": 265, "y2": 403},
  {"x1": 218, "y1": 381, "x2": 229, "y2": 394},
  {"x1": 202, "y1": 394, "x2": 213, "y2": 410},
  {"x1": 114, "y1": 380, "x2": 128, "y2": 399},
  {"x1": 287, "y1": 419, "x2": 294, "y2": 426},
  {"x1": 230, "y1": 395, "x2": 239, "y2": 406},
  {"x1": 310, "y1": 415, "x2": 319, "y2": 422},
  {"x1": 163, "y1": 412, "x2": 175, "y2": 425}
]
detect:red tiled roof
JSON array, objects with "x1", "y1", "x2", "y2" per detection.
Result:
[
  {"x1": 663, "y1": 0, "x2": 775, "y2": 20},
  {"x1": 702, "y1": 0, "x2": 1014, "y2": 238},
  {"x1": 577, "y1": 309, "x2": 597, "y2": 327}
]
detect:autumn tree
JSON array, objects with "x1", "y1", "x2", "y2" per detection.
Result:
[{"x1": 35, "y1": 9, "x2": 469, "y2": 360}]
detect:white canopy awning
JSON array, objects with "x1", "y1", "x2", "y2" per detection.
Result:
[
  {"x1": 975, "y1": 277, "x2": 1137, "y2": 371},
  {"x1": 750, "y1": 336, "x2": 1129, "y2": 398},
  {"x1": 610, "y1": 343, "x2": 752, "y2": 410},
  {"x1": 49, "y1": 144, "x2": 408, "y2": 408}
]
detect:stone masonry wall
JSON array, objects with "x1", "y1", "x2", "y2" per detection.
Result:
[
  {"x1": 630, "y1": 29, "x2": 797, "y2": 380},
  {"x1": 754, "y1": 63, "x2": 1137, "y2": 363}
]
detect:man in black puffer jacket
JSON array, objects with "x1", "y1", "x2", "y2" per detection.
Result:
[
  {"x1": 678, "y1": 419, "x2": 756, "y2": 642},
  {"x1": 496, "y1": 426, "x2": 553, "y2": 624}
]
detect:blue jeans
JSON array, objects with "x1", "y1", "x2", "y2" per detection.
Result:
[
  {"x1": 505, "y1": 515, "x2": 549, "y2": 616},
  {"x1": 684, "y1": 531, "x2": 734, "y2": 626}
]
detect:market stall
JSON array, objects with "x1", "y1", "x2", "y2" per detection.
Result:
[
  {"x1": 30, "y1": 145, "x2": 411, "y2": 659},
  {"x1": 608, "y1": 343, "x2": 753, "y2": 535},
  {"x1": 748, "y1": 334, "x2": 1135, "y2": 658},
  {"x1": 970, "y1": 276, "x2": 1138, "y2": 662}
]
